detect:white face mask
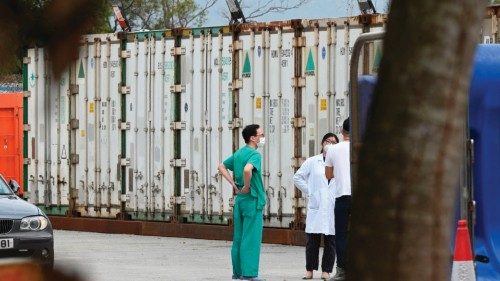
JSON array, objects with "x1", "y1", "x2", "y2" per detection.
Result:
[
  {"x1": 258, "y1": 137, "x2": 266, "y2": 147},
  {"x1": 323, "y1": 144, "x2": 334, "y2": 154}
]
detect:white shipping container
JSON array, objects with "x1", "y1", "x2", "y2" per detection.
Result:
[
  {"x1": 25, "y1": 47, "x2": 71, "y2": 213},
  {"x1": 482, "y1": 5, "x2": 500, "y2": 43},
  {"x1": 235, "y1": 19, "x2": 383, "y2": 227},
  {"x1": 73, "y1": 34, "x2": 123, "y2": 217},
  {"x1": 23, "y1": 16, "x2": 386, "y2": 227}
]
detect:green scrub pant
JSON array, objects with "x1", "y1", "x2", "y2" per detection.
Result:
[{"x1": 232, "y1": 194, "x2": 263, "y2": 278}]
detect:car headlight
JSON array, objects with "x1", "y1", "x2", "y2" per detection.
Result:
[{"x1": 20, "y1": 216, "x2": 49, "y2": 231}]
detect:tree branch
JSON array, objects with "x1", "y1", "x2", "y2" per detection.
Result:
[
  {"x1": 184, "y1": 0, "x2": 217, "y2": 27},
  {"x1": 243, "y1": 0, "x2": 310, "y2": 19}
]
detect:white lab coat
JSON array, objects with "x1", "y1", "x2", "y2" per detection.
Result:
[{"x1": 293, "y1": 154, "x2": 336, "y2": 235}]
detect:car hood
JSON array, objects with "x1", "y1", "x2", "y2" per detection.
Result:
[{"x1": 0, "y1": 195, "x2": 40, "y2": 219}]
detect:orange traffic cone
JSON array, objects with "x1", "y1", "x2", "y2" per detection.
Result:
[{"x1": 451, "y1": 220, "x2": 475, "y2": 281}]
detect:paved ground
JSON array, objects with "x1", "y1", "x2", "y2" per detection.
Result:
[{"x1": 54, "y1": 230, "x2": 335, "y2": 281}]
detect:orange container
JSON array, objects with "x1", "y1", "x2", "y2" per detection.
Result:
[{"x1": 0, "y1": 93, "x2": 24, "y2": 196}]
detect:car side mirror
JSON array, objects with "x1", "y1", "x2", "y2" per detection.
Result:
[{"x1": 9, "y1": 179, "x2": 20, "y2": 194}]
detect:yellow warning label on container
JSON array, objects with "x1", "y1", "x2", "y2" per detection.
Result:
[
  {"x1": 80, "y1": 130, "x2": 86, "y2": 137},
  {"x1": 89, "y1": 102, "x2": 94, "y2": 113},
  {"x1": 320, "y1": 99, "x2": 327, "y2": 111},
  {"x1": 256, "y1": 97, "x2": 262, "y2": 109}
]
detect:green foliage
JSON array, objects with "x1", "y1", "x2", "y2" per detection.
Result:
[
  {"x1": 90, "y1": 0, "x2": 114, "y2": 34},
  {"x1": 116, "y1": 0, "x2": 213, "y2": 30}
]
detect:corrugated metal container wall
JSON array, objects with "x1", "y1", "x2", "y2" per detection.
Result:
[
  {"x1": 0, "y1": 93, "x2": 24, "y2": 194},
  {"x1": 232, "y1": 18, "x2": 384, "y2": 228},
  {"x1": 236, "y1": 23, "x2": 297, "y2": 227},
  {"x1": 74, "y1": 34, "x2": 123, "y2": 217},
  {"x1": 125, "y1": 32, "x2": 163, "y2": 219},
  {"x1": 23, "y1": 16, "x2": 386, "y2": 227},
  {"x1": 185, "y1": 28, "x2": 235, "y2": 223},
  {"x1": 25, "y1": 48, "x2": 71, "y2": 213}
]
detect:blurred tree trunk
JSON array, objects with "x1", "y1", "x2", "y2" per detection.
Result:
[{"x1": 349, "y1": 1, "x2": 484, "y2": 280}]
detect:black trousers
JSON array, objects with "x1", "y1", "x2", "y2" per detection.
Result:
[
  {"x1": 335, "y1": 195, "x2": 352, "y2": 269},
  {"x1": 305, "y1": 233, "x2": 336, "y2": 272}
]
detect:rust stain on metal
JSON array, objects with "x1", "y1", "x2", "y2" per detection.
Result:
[{"x1": 49, "y1": 216, "x2": 306, "y2": 246}]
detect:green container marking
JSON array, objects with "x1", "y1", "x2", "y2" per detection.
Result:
[
  {"x1": 191, "y1": 26, "x2": 226, "y2": 36},
  {"x1": 22, "y1": 53, "x2": 28, "y2": 192},
  {"x1": 242, "y1": 52, "x2": 251, "y2": 78},
  {"x1": 135, "y1": 31, "x2": 164, "y2": 41},
  {"x1": 129, "y1": 212, "x2": 170, "y2": 221},
  {"x1": 128, "y1": 212, "x2": 230, "y2": 224},
  {"x1": 120, "y1": 36, "x2": 127, "y2": 196},
  {"x1": 78, "y1": 60, "x2": 85, "y2": 78},
  {"x1": 372, "y1": 45, "x2": 382, "y2": 73},
  {"x1": 305, "y1": 49, "x2": 315, "y2": 75},
  {"x1": 36, "y1": 205, "x2": 69, "y2": 216},
  {"x1": 174, "y1": 35, "x2": 182, "y2": 218},
  {"x1": 186, "y1": 214, "x2": 230, "y2": 225}
]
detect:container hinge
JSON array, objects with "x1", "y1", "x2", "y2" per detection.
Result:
[
  {"x1": 293, "y1": 37, "x2": 306, "y2": 47},
  {"x1": 120, "y1": 122, "x2": 131, "y2": 130},
  {"x1": 295, "y1": 197, "x2": 306, "y2": 208},
  {"x1": 492, "y1": 14, "x2": 498, "y2": 36},
  {"x1": 69, "y1": 188, "x2": 78, "y2": 199},
  {"x1": 70, "y1": 154, "x2": 80, "y2": 164},
  {"x1": 23, "y1": 124, "x2": 31, "y2": 132},
  {"x1": 292, "y1": 77, "x2": 306, "y2": 88},
  {"x1": 23, "y1": 57, "x2": 32, "y2": 64},
  {"x1": 292, "y1": 117, "x2": 306, "y2": 128},
  {"x1": 69, "y1": 119, "x2": 79, "y2": 130},
  {"x1": 120, "y1": 50, "x2": 131, "y2": 58},
  {"x1": 120, "y1": 158, "x2": 131, "y2": 166},
  {"x1": 292, "y1": 157, "x2": 306, "y2": 169},
  {"x1": 232, "y1": 79, "x2": 243, "y2": 90},
  {"x1": 23, "y1": 158, "x2": 31, "y2": 165},
  {"x1": 119, "y1": 85, "x2": 131, "y2": 94},
  {"x1": 120, "y1": 194, "x2": 130, "y2": 202},
  {"x1": 170, "y1": 158, "x2": 186, "y2": 167},
  {"x1": 231, "y1": 40, "x2": 243, "y2": 52},
  {"x1": 23, "y1": 91, "x2": 31, "y2": 98},
  {"x1": 170, "y1": 47, "x2": 186, "y2": 56},
  {"x1": 230, "y1": 118, "x2": 242, "y2": 129},
  {"x1": 170, "y1": 84, "x2": 186, "y2": 93},
  {"x1": 70, "y1": 84, "x2": 79, "y2": 95},
  {"x1": 170, "y1": 196, "x2": 186, "y2": 205},
  {"x1": 170, "y1": 122, "x2": 186, "y2": 130}
]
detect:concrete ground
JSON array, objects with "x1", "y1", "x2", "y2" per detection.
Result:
[{"x1": 54, "y1": 230, "x2": 336, "y2": 281}]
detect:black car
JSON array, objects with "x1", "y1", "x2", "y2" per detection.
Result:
[{"x1": 0, "y1": 175, "x2": 54, "y2": 267}]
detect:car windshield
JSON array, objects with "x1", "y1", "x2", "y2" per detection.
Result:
[{"x1": 0, "y1": 177, "x2": 13, "y2": 195}]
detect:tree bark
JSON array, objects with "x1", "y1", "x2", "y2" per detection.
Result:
[{"x1": 349, "y1": 1, "x2": 484, "y2": 280}]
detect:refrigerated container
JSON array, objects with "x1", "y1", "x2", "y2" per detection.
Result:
[{"x1": 23, "y1": 15, "x2": 386, "y2": 228}]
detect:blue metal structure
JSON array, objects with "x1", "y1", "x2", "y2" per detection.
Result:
[
  {"x1": 355, "y1": 44, "x2": 500, "y2": 280},
  {"x1": 468, "y1": 44, "x2": 500, "y2": 281}
]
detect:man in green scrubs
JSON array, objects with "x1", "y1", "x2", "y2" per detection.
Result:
[{"x1": 218, "y1": 124, "x2": 267, "y2": 281}]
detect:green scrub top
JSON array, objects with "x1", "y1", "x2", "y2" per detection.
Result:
[{"x1": 223, "y1": 145, "x2": 266, "y2": 210}]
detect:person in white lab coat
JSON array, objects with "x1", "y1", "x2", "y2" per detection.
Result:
[{"x1": 293, "y1": 133, "x2": 338, "y2": 280}]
